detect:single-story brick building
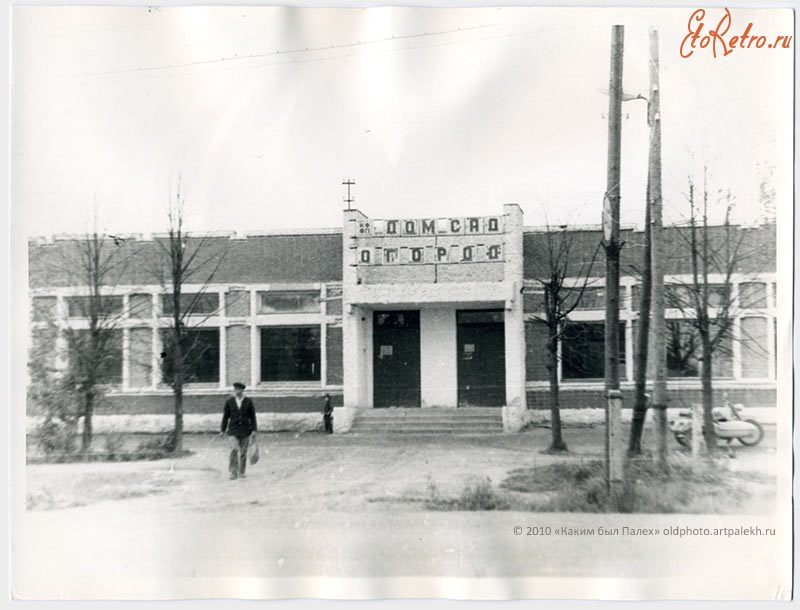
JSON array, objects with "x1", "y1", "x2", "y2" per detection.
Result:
[{"x1": 28, "y1": 205, "x2": 777, "y2": 432}]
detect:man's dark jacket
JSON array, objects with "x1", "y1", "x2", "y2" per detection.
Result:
[{"x1": 221, "y1": 397, "x2": 258, "y2": 439}]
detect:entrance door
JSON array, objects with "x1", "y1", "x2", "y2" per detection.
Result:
[
  {"x1": 373, "y1": 310, "x2": 421, "y2": 407},
  {"x1": 457, "y1": 310, "x2": 506, "y2": 407}
]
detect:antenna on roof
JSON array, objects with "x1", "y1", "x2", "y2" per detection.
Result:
[{"x1": 342, "y1": 179, "x2": 355, "y2": 210}]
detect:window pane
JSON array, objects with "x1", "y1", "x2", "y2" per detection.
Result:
[
  {"x1": 66, "y1": 296, "x2": 123, "y2": 318},
  {"x1": 161, "y1": 293, "x2": 219, "y2": 316},
  {"x1": 665, "y1": 285, "x2": 692, "y2": 309},
  {"x1": 129, "y1": 293, "x2": 153, "y2": 319},
  {"x1": 666, "y1": 320, "x2": 699, "y2": 377},
  {"x1": 523, "y1": 290, "x2": 545, "y2": 313},
  {"x1": 258, "y1": 291, "x2": 320, "y2": 314},
  {"x1": 741, "y1": 317, "x2": 769, "y2": 378},
  {"x1": 261, "y1": 326, "x2": 320, "y2": 382},
  {"x1": 666, "y1": 320, "x2": 732, "y2": 378},
  {"x1": 712, "y1": 330, "x2": 733, "y2": 378},
  {"x1": 665, "y1": 284, "x2": 729, "y2": 310},
  {"x1": 562, "y1": 322, "x2": 625, "y2": 380},
  {"x1": 564, "y1": 286, "x2": 606, "y2": 311},
  {"x1": 68, "y1": 328, "x2": 123, "y2": 385},
  {"x1": 739, "y1": 282, "x2": 767, "y2": 309},
  {"x1": 225, "y1": 290, "x2": 250, "y2": 317},
  {"x1": 707, "y1": 285, "x2": 730, "y2": 309},
  {"x1": 326, "y1": 285, "x2": 343, "y2": 316},
  {"x1": 32, "y1": 296, "x2": 57, "y2": 322},
  {"x1": 160, "y1": 329, "x2": 220, "y2": 384}
]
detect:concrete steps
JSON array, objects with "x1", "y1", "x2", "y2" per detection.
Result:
[{"x1": 347, "y1": 407, "x2": 504, "y2": 434}]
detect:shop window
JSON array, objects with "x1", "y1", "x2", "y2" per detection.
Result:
[
  {"x1": 258, "y1": 291, "x2": 320, "y2": 314},
  {"x1": 666, "y1": 320, "x2": 732, "y2": 378},
  {"x1": 160, "y1": 329, "x2": 220, "y2": 384},
  {"x1": 261, "y1": 326, "x2": 320, "y2": 382},
  {"x1": 161, "y1": 293, "x2": 219, "y2": 317},
  {"x1": 66, "y1": 295, "x2": 123, "y2": 318},
  {"x1": 562, "y1": 322, "x2": 625, "y2": 380},
  {"x1": 67, "y1": 329, "x2": 123, "y2": 385}
]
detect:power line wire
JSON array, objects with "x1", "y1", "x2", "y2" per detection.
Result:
[{"x1": 88, "y1": 23, "x2": 497, "y2": 77}]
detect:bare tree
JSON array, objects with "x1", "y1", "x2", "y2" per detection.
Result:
[
  {"x1": 669, "y1": 172, "x2": 748, "y2": 450},
  {"x1": 152, "y1": 182, "x2": 225, "y2": 453},
  {"x1": 40, "y1": 231, "x2": 131, "y2": 452},
  {"x1": 527, "y1": 223, "x2": 601, "y2": 452},
  {"x1": 27, "y1": 318, "x2": 81, "y2": 454}
]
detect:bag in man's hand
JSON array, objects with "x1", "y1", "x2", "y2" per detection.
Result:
[{"x1": 248, "y1": 435, "x2": 260, "y2": 465}]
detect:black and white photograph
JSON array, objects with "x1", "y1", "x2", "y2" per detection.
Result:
[{"x1": 9, "y1": 2, "x2": 794, "y2": 602}]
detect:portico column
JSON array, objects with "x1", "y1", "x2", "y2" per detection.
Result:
[
  {"x1": 342, "y1": 208, "x2": 370, "y2": 409},
  {"x1": 503, "y1": 203, "x2": 526, "y2": 430}
]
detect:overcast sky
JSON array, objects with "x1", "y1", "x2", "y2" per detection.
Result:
[{"x1": 11, "y1": 5, "x2": 793, "y2": 237}]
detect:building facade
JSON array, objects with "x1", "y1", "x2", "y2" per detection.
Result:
[{"x1": 28, "y1": 206, "x2": 778, "y2": 431}]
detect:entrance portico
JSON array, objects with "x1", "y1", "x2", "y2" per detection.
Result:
[{"x1": 341, "y1": 204, "x2": 526, "y2": 418}]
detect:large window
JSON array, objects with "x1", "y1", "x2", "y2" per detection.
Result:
[
  {"x1": 160, "y1": 293, "x2": 219, "y2": 317},
  {"x1": 562, "y1": 322, "x2": 626, "y2": 380},
  {"x1": 67, "y1": 329, "x2": 123, "y2": 385},
  {"x1": 261, "y1": 326, "x2": 320, "y2": 382},
  {"x1": 160, "y1": 328, "x2": 220, "y2": 384},
  {"x1": 666, "y1": 320, "x2": 732, "y2": 378}
]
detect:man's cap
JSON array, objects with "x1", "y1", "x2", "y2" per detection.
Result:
[{"x1": 232, "y1": 382, "x2": 246, "y2": 390}]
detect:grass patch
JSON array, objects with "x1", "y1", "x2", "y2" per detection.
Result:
[
  {"x1": 425, "y1": 476, "x2": 510, "y2": 511},
  {"x1": 498, "y1": 455, "x2": 774, "y2": 514}
]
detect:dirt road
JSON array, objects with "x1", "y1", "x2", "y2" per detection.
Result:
[{"x1": 14, "y1": 426, "x2": 787, "y2": 600}]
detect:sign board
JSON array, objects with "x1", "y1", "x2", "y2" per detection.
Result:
[{"x1": 354, "y1": 215, "x2": 505, "y2": 266}]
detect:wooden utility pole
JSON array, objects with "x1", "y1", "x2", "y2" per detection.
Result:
[
  {"x1": 648, "y1": 28, "x2": 669, "y2": 470},
  {"x1": 604, "y1": 25, "x2": 624, "y2": 492}
]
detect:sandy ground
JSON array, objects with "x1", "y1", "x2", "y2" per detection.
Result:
[{"x1": 13, "y1": 425, "x2": 787, "y2": 600}]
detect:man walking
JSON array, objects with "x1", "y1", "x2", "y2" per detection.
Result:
[{"x1": 221, "y1": 382, "x2": 257, "y2": 480}]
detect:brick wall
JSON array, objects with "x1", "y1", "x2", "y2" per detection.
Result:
[
  {"x1": 326, "y1": 326, "x2": 343, "y2": 385},
  {"x1": 94, "y1": 392, "x2": 343, "y2": 415},
  {"x1": 525, "y1": 320, "x2": 549, "y2": 381}
]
